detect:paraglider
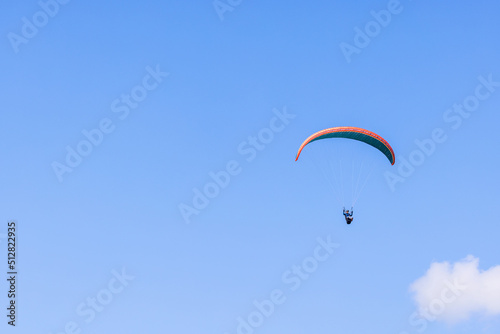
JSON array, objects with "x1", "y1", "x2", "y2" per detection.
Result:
[
  {"x1": 343, "y1": 207, "x2": 353, "y2": 224},
  {"x1": 295, "y1": 126, "x2": 395, "y2": 225}
]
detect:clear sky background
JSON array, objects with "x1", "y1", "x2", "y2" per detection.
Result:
[{"x1": 1, "y1": 1, "x2": 500, "y2": 333}]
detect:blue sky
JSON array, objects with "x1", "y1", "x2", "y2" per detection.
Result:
[{"x1": 2, "y1": 0, "x2": 500, "y2": 333}]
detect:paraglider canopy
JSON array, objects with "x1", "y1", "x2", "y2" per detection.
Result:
[{"x1": 295, "y1": 126, "x2": 395, "y2": 165}]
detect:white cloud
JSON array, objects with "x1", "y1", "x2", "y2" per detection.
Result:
[{"x1": 410, "y1": 255, "x2": 500, "y2": 324}]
